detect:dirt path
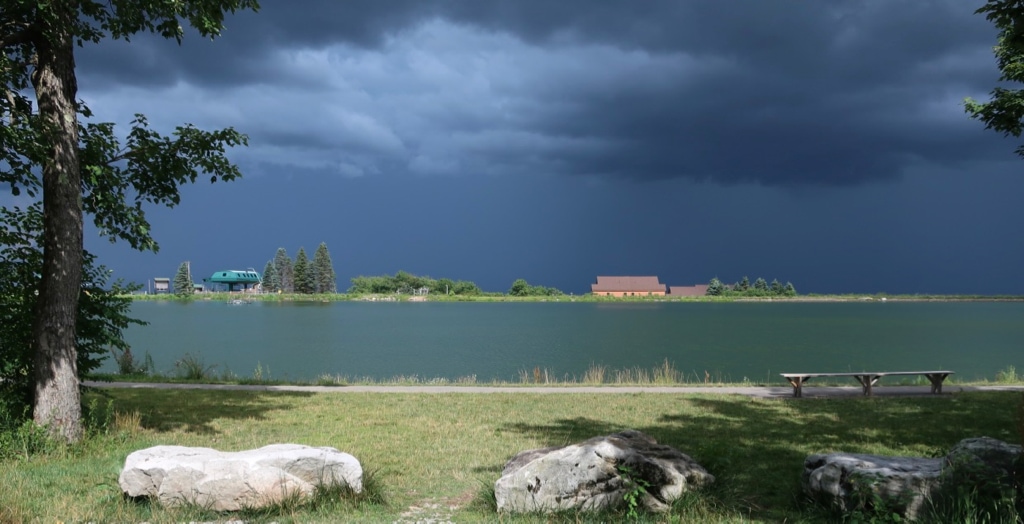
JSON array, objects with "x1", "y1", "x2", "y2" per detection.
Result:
[{"x1": 82, "y1": 381, "x2": 1024, "y2": 398}]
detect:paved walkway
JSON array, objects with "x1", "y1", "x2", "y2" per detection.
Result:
[{"x1": 82, "y1": 381, "x2": 1024, "y2": 399}]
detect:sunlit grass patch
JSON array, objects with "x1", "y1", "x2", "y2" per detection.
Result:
[{"x1": 3, "y1": 389, "x2": 1020, "y2": 521}]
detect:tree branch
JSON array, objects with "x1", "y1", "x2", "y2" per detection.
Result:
[{"x1": 0, "y1": 23, "x2": 37, "y2": 50}]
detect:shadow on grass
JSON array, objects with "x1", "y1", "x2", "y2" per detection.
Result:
[
  {"x1": 86, "y1": 388, "x2": 315, "y2": 435},
  {"x1": 496, "y1": 391, "x2": 1023, "y2": 518}
]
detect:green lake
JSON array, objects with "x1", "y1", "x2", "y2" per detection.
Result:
[{"x1": 110, "y1": 300, "x2": 1024, "y2": 384}]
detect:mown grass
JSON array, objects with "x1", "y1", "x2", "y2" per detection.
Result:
[{"x1": 1, "y1": 388, "x2": 1021, "y2": 523}]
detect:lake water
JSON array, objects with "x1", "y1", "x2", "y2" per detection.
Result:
[{"x1": 107, "y1": 300, "x2": 1024, "y2": 383}]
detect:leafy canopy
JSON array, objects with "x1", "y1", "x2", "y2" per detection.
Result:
[
  {"x1": 965, "y1": 0, "x2": 1024, "y2": 157},
  {"x1": 2, "y1": 0, "x2": 258, "y2": 253}
]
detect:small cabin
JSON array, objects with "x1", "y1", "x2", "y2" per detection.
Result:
[{"x1": 153, "y1": 277, "x2": 170, "y2": 294}]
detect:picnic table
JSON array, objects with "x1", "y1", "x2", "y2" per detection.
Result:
[{"x1": 779, "y1": 371, "x2": 954, "y2": 398}]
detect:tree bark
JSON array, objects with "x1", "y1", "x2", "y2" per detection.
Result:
[{"x1": 30, "y1": 6, "x2": 83, "y2": 443}]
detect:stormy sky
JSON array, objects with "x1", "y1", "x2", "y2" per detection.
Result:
[{"x1": 61, "y1": 0, "x2": 1024, "y2": 294}]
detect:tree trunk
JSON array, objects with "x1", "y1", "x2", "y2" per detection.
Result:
[{"x1": 30, "y1": 7, "x2": 84, "y2": 443}]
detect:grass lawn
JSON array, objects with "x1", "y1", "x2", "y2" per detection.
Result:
[{"x1": 1, "y1": 389, "x2": 1021, "y2": 523}]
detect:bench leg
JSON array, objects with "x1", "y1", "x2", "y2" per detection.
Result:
[
  {"x1": 925, "y1": 373, "x2": 950, "y2": 394},
  {"x1": 785, "y1": 376, "x2": 806, "y2": 397},
  {"x1": 853, "y1": 375, "x2": 880, "y2": 396}
]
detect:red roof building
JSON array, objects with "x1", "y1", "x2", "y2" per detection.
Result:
[
  {"x1": 669, "y1": 284, "x2": 709, "y2": 297},
  {"x1": 591, "y1": 276, "x2": 666, "y2": 297}
]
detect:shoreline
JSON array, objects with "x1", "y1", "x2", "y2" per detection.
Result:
[
  {"x1": 123, "y1": 293, "x2": 1024, "y2": 303},
  {"x1": 82, "y1": 380, "x2": 1024, "y2": 398}
]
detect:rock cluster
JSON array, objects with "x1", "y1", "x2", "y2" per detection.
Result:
[
  {"x1": 803, "y1": 436, "x2": 1021, "y2": 520},
  {"x1": 118, "y1": 444, "x2": 362, "y2": 511},
  {"x1": 494, "y1": 429, "x2": 713, "y2": 513}
]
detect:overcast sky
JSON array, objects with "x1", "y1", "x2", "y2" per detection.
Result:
[{"x1": 60, "y1": 0, "x2": 1024, "y2": 294}]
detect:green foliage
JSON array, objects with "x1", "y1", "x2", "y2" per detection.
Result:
[
  {"x1": 711, "y1": 275, "x2": 798, "y2": 298},
  {"x1": 995, "y1": 365, "x2": 1020, "y2": 384},
  {"x1": 273, "y1": 248, "x2": 294, "y2": 293},
  {"x1": 172, "y1": 261, "x2": 192, "y2": 297},
  {"x1": 293, "y1": 247, "x2": 314, "y2": 294},
  {"x1": 110, "y1": 347, "x2": 151, "y2": 376},
  {"x1": 174, "y1": 353, "x2": 217, "y2": 380},
  {"x1": 312, "y1": 242, "x2": 337, "y2": 293},
  {"x1": 0, "y1": 204, "x2": 143, "y2": 421},
  {"x1": 838, "y1": 474, "x2": 909, "y2": 524},
  {"x1": 348, "y1": 271, "x2": 483, "y2": 295},
  {"x1": 508, "y1": 278, "x2": 564, "y2": 297},
  {"x1": 966, "y1": 1, "x2": 1024, "y2": 159},
  {"x1": 925, "y1": 451, "x2": 1022, "y2": 523},
  {"x1": 737, "y1": 276, "x2": 750, "y2": 292},
  {"x1": 0, "y1": 411, "x2": 59, "y2": 460},
  {"x1": 509, "y1": 278, "x2": 529, "y2": 296},
  {"x1": 1, "y1": 0, "x2": 257, "y2": 439},
  {"x1": 261, "y1": 259, "x2": 279, "y2": 293},
  {"x1": 616, "y1": 464, "x2": 652, "y2": 520}
]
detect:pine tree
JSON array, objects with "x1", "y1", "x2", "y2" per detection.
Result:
[
  {"x1": 312, "y1": 242, "x2": 337, "y2": 293},
  {"x1": 293, "y1": 248, "x2": 314, "y2": 294},
  {"x1": 173, "y1": 262, "x2": 193, "y2": 297},
  {"x1": 274, "y1": 248, "x2": 294, "y2": 293},
  {"x1": 738, "y1": 276, "x2": 750, "y2": 292},
  {"x1": 262, "y1": 260, "x2": 279, "y2": 293},
  {"x1": 706, "y1": 278, "x2": 724, "y2": 296}
]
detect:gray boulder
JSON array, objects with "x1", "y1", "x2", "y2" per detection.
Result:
[
  {"x1": 803, "y1": 453, "x2": 942, "y2": 520},
  {"x1": 494, "y1": 429, "x2": 713, "y2": 514},
  {"x1": 803, "y1": 436, "x2": 1022, "y2": 521},
  {"x1": 119, "y1": 444, "x2": 362, "y2": 511}
]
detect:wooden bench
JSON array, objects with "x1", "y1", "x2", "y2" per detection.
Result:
[{"x1": 779, "y1": 371, "x2": 954, "y2": 397}]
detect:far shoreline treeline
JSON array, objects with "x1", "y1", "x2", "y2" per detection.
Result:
[
  {"x1": 128, "y1": 291, "x2": 1024, "y2": 303},
  {"x1": 157, "y1": 265, "x2": 1024, "y2": 302}
]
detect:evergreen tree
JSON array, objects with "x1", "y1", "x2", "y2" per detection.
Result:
[
  {"x1": 738, "y1": 276, "x2": 750, "y2": 292},
  {"x1": 262, "y1": 260, "x2": 279, "y2": 293},
  {"x1": 706, "y1": 278, "x2": 724, "y2": 296},
  {"x1": 293, "y1": 248, "x2": 314, "y2": 294},
  {"x1": 784, "y1": 282, "x2": 797, "y2": 297},
  {"x1": 173, "y1": 262, "x2": 193, "y2": 297},
  {"x1": 770, "y1": 279, "x2": 782, "y2": 295},
  {"x1": 312, "y1": 242, "x2": 337, "y2": 293},
  {"x1": 753, "y1": 277, "x2": 768, "y2": 293},
  {"x1": 274, "y1": 248, "x2": 294, "y2": 293}
]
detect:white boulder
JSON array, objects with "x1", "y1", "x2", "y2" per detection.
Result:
[{"x1": 118, "y1": 444, "x2": 362, "y2": 511}]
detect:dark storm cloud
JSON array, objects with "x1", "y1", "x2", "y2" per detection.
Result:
[{"x1": 76, "y1": 0, "x2": 1007, "y2": 186}]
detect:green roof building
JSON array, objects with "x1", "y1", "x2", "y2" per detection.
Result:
[{"x1": 204, "y1": 269, "x2": 262, "y2": 292}]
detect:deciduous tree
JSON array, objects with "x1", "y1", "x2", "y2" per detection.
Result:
[
  {"x1": 0, "y1": 0, "x2": 257, "y2": 441},
  {"x1": 509, "y1": 278, "x2": 530, "y2": 296},
  {"x1": 966, "y1": 1, "x2": 1024, "y2": 157}
]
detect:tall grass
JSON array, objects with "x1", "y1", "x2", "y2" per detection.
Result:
[{"x1": 173, "y1": 353, "x2": 217, "y2": 380}]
